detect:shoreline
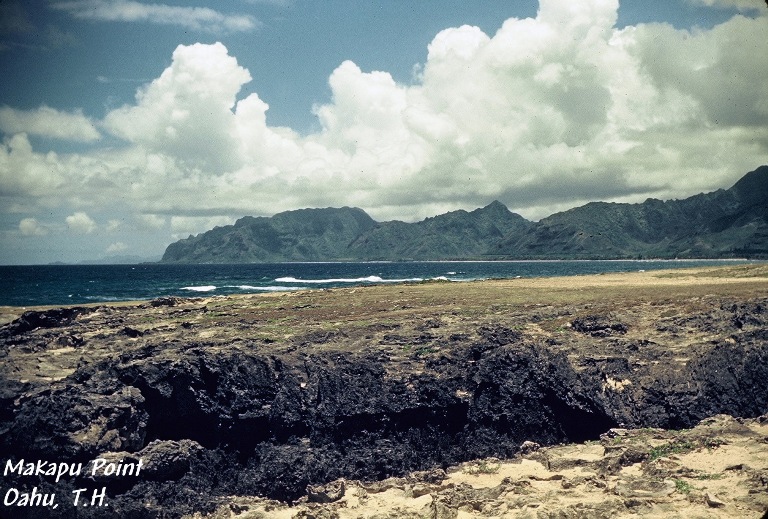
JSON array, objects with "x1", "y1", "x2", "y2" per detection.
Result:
[
  {"x1": 2, "y1": 263, "x2": 767, "y2": 330},
  {"x1": 1, "y1": 259, "x2": 764, "y2": 310},
  {"x1": 2, "y1": 261, "x2": 766, "y2": 310}
]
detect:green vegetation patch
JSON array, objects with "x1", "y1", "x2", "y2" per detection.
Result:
[
  {"x1": 648, "y1": 437, "x2": 724, "y2": 461},
  {"x1": 674, "y1": 479, "x2": 693, "y2": 494},
  {"x1": 464, "y1": 461, "x2": 502, "y2": 475}
]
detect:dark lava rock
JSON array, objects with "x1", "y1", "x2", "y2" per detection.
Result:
[
  {"x1": 477, "y1": 325, "x2": 523, "y2": 345},
  {"x1": 1, "y1": 295, "x2": 768, "y2": 518},
  {"x1": 571, "y1": 315, "x2": 628, "y2": 337},
  {"x1": 1, "y1": 307, "x2": 91, "y2": 337},
  {"x1": 120, "y1": 326, "x2": 144, "y2": 338},
  {"x1": 1, "y1": 383, "x2": 148, "y2": 459},
  {"x1": 149, "y1": 296, "x2": 185, "y2": 307},
  {"x1": 56, "y1": 333, "x2": 85, "y2": 347}
]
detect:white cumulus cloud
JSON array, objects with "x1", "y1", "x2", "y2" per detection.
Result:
[
  {"x1": 19, "y1": 217, "x2": 48, "y2": 236},
  {"x1": 104, "y1": 42, "x2": 251, "y2": 172},
  {"x1": 52, "y1": 0, "x2": 258, "y2": 33},
  {"x1": 66, "y1": 211, "x2": 97, "y2": 233},
  {"x1": 2, "y1": 0, "x2": 768, "y2": 242},
  {"x1": 0, "y1": 105, "x2": 100, "y2": 141}
]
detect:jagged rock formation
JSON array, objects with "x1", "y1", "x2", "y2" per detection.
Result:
[
  {"x1": 202, "y1": 414, "x2": 768, "y2": 518},
  {"x1": 161, "y1": 166, "x2": 768, "y2": 262}
]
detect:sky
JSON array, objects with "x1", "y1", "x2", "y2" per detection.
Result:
[{"x1": 0, "y1": 0, "x2": 767, "y2": 264}]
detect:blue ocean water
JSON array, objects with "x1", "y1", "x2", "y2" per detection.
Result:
[{"x1": 0, "y1": 260, "x2": 758, "y2": 307}]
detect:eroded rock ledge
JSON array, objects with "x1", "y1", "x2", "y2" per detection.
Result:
[
  {"x1": 1, "y1": 268, "x2": 767, "y2": 517},
  {"x1": 190, "y1": 413, "x2": 768, "y2": 518}
]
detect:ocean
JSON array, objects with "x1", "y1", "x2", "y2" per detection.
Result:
[{"x1": 0, "y1": 260, "x2": 758, "y2": 307}]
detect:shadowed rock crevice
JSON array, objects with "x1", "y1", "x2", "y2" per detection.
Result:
[
  {"x1": 115, "y1": 352, "x2": 280, "y2": 453},
  {"x1": 541, "y1": 389, "x2": 619, "y2": 443},
  {"x1": 3, "y1": 331, "x2": 768, "y2": 515}
]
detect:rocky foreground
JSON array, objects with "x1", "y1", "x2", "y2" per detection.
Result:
[
  {"x1": 191, "y1": 413, "x2": 768, "y2": 518},
  {"x1": 1, "y1": 265, "x2": 768, "y2": 518}
]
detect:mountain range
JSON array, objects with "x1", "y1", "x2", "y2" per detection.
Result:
[{"x1": 161, "y1": 165, "x2": 768, "y2": 262}]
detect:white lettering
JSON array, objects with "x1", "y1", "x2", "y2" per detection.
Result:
[
  {"x1": 90, "y1": 458, "x2": 144, "y2": 477},
  {"x1": 72, "y1": 488, "x2": 86, "y2": 506},
  {"x1": 91, "y1": 487, "x2": 107, "y2": 507},
  {"x1": 55, "y1": 462, "x2": 82, "y2": 483},
  {"x1": 42, "y1": 461, "x2": 55, "y2": 477},
  {"x1": 3, "y1": 487, "x2": 58, "y2": 509},
  {"x1": 90, "y1": 458, "x2": 107, "y2": 476},
  {"x1": 3, "y1": 459, "x2": 23, "y2": 476},
  {"x1": 3, "y1": 488, "x2": 18, "y2": 505},
  {"x1": 3, "y1": 459, "x2": 82, "y2": 482}
]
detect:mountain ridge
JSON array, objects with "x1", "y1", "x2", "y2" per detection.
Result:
[{"x1": 161, "y1": 166, "x2": 768, "y2": 262}]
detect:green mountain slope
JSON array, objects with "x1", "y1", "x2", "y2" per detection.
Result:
[
  {"x1": 496, "y1": 165, "x2": 768, "y2": 259},
  {"x1": 161, "y1": 207, "x2": 377, "y2": 263},
  {"x1": 347, "y1": 201, "x2": 533, "y2": 260},
  {"x1": 160, "y1": 166, "x2": 768, "y2": 263}
]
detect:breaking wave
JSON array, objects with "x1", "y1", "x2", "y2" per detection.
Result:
[
  {"x1": 275, "y1": 275, "x2": 425, "y2": 284},
  {"x1": 181, "y1": 285, "x2": 217, "y2": 292},
  {"x1": 2, "y1": 260, "x2": 745, "y2": 307}
]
